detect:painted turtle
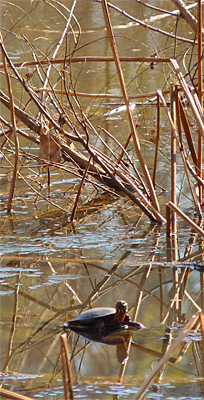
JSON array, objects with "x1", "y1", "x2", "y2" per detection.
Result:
[{"x1": 63, "y1": 300, "x2": 144, "y2": 334}]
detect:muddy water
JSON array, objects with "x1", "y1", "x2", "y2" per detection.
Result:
[{"x1": 0, "y1": 1, "x2": 204, "y2": 399}]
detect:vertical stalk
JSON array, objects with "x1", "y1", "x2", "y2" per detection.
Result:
[
  {"x1": 178, "y1": 97, "x2": 198, "y2": 167},
  {"x1": 3, "y1": 273, "x2": 21, "y2": 372},
  {"x1": 61, "y1": 333, "x2": 74, "y2": 400},
  {"x1": 0, "y1": 32, "x2": 19, "y2": 212},
  {"x1": 175, "y1": 87, "x2": 202, "y2": 219},
  {"x1": 101, "y1": 0, "x2": 161, "y2": 219},
  {"x1": 197, "y1": 0, "x2": 203, "y2": 204},
  {"x1": 170, "y1": 84, "x2": 177, "y2": 233},
  {"x1": 158, "y1": 265, "x2": 163, "y2": 322},
  {"x1": 70, "y1": 155, "x2": 92, "y2": 222},
  {"x1": 170, "y1": 84, "x2": 178, "y2": 318},
  {"x1": 166, "y1": 204, "x2": 171, "y2": 237},
  {"x1": 197, "y1": 0, "x2": 204, "y2": 317},
  {"x1": 200, "y1": 312, "x2": 204, "y2": 381},
  {"x1": 152, "y1": 93, "x2": 160, "y2": 187}
]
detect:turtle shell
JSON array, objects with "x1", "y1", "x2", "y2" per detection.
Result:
[{"x1": 64, "y1": 307, "x2": 117, "y2": 331}]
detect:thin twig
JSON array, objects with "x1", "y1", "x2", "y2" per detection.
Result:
[
  {"x1": 70, "y1": 155, "x2": 92, "y2": 222},
  {"x1": 0, "y1": 32, "x2": 19, "y2": 213}
]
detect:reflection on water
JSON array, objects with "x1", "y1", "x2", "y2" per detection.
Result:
[{"x1": 1, "y1": 0, "x2": 204, "y2": 399}]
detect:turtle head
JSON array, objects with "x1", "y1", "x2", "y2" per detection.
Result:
[{"x1": 114, "y1": 300, "x2": 128, "y2": 323}]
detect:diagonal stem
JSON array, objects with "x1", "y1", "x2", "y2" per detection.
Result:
[{"x1": 101, "y1": 0, "x2": 161, "y2": 219}]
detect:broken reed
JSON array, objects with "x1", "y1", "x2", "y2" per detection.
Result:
[{"x1": 61, "y1": 333, "x2": 74, "y2": 400}]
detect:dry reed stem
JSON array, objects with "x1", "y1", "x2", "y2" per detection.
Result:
[
  {"x1": 35, "y1": 86, "x2": 177, "y2": 100},
  {"x1": 70, "y1": 155, "x2": 92, "y2": 222},
  {"x1": 175, "y1": 88, "x2": 202, "y2": 219},
  {"x1": 166, "y1": 204, "x2": 171, "y2": 236},
  {"x1": 170, "y1": 84, "x2": 177, "y2": 232},
  {"x1": 167, "y1": 201, "x2": 204, "y2": 238},
  {"x1": 170, "y1": 59, "x2": 204, "y2": 137},
  {"x1": 158, "y1": 89, "x2": 179, "y2": 232},
  {"x1": 152, "y1": 94, "x2": 160, "y2": 187},
  {"x1": 0, "y1": 388, "x2": 35, "y2": 400},
  {"x1": 0, "y1": 32, "x2": 19, "y2": 213},
  {"x1": 3, "y1": 276, "x2": 20, "y2": 372},
  {"x1": 0, "y1": 56, "x2": 171, "y2": 69},
  {"x1": 158, "y1": 89, "x2": 202, "y2": 219},
  {"x1": 61, "y1": 333, "x2": 74, "y2": 400},
  {"x1": 173, "y1": 263, "x2": 179, "y2": 319},
  {"x1": 197, "y1": 0, "x2": 203, "y2": 203},
  {"x1": 178, "y1": 96, "x2": 198, "y2": 167},
  {"x1": 201, "y1": 274, "x2": 204, "y2": 323},
  {"x1": 158, "y1": 265, "x2": 163, "y2": 322},
  {"x1": 61, "y1": 335, "x2": 68, "y2": 400},
  {"x1": 134, "y1": 312, "x2": 200, "y2": 400},
  {"x1": 200, "y1": 312, "x2": 204, "y2": 375},
  {"x1": 101, "y1": 0, "x2": 161, "y2": 218}
]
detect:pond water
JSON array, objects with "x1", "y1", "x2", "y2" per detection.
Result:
[{"x1": 0, "y1": 0, "x2": 204, "y2": 399}]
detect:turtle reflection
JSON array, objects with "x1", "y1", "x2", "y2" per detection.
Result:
[{"x1": 64, "y1": 300, "x2": 145, "y2": 363}]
